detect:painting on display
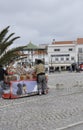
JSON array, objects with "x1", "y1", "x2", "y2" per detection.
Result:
[{"x1": 10, "y1": 80, "x2": 38, "y2": 97}]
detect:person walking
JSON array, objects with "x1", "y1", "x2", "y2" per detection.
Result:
[{"x1": 34, "y1": 59, "x2": 47, "y2": 95}]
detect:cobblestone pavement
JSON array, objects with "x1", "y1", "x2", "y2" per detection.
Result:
[
  {"x1": 1, "y1": 72, "x2": 83, "y2": 130},
  {"x1": 63, "y1": 123, "x2": 83, "y2": 130}
]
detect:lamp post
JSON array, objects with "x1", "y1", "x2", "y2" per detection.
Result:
[
  {"x1": 31, "y1": 50, "x2": 33, "y2": 66},
  {"x1": 51, "y1": 56, "x2": 52, "y2": 66},
  {"x1": 78, "y1": 53, "x2": 79, "y2": 66}
]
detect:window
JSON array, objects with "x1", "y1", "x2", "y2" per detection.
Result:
[
  {"x1": 55, "y1": 58, "x2": 58, "y2": 61},
  {"x1": 54, "y1": 49, "x2": 60, "y2": 51},
  {"x1": 71, "y1": 57, "x2": 74, "y2": 61},
  {"x1": 61, "y1": 58, "x2": 64, "y2": 61},
  {"x1": 78, "y1": 48, "x2": 82, "y2": 53},
  {"x1": 69, "y1": 48, "x2": 73, "y2": 51},
  {"x1": 66, "y1": 57, "x2": 69, "y2": 61}
]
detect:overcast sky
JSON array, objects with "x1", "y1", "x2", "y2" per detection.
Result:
[{"x1": 0, "y1": 0, "x2": 83, "y2": 48}]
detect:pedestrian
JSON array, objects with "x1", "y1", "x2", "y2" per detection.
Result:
[
  {"x1": 34, "y1": 59, "x2": 47, "y2": 95},
  {"x1": 27, "y1": 64, "x2": 34, "y2": 74},
  {"x1": 0, "y1": 65, "x2": 8, "y2": 96},
  {"x1": 22, "y1": 63, "x2": 28, "y2": 72}
]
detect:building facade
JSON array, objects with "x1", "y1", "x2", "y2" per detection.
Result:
[
  {"x1": 17, "y1": 38, "x2": 83, "y2": 71},
  {"x1": 47, "y1": 38, "x2": 83, "y2": 71}
]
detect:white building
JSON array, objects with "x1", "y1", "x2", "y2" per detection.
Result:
[
  {"x1": 19, "y1": 43, "x2": 48, "y2": 68},
  {"x1": 17, "y1": 38, "x2": 83, "y2": 71},
  {"x1": 47, "y1": 38, "x2": 83, "y2": 71}
]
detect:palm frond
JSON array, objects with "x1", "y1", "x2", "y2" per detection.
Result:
[
  {"x1": 0, "y1": 26, "x2": 10, "y2": 43},
  {"x1": 0, "y1": 26, "x2": 25, "y2": 65},
  {"x1": 3, "y1": 33, "x2": 15, "y2": 43}
]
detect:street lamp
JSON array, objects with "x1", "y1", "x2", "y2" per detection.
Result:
[
  {"x1": 31, "y1": 50, "x2": 33, "y2": 66},
  {"x1": 78, "y1": 53, "x2": 79, "y2": 66},
  {"x1": 51, "y1": 56, "x2": 53, "y2": 66}
]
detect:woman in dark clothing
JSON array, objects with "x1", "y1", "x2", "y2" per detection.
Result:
[
  {"x1": 0, "y1": 65, "x2": 8, "y2": 81},
  {"x1": 0, "y1": 65, "x2": 8, "y2": 96}
]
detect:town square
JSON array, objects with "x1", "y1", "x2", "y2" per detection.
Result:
[
  {"x1": 0, "y1": 0, "x2": 83, "y2": 129},
  {"x1": 0, "y1": 72, "x2": 83, "y2": 130}
]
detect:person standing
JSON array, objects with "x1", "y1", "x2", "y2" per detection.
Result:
[
  {"x1": 34, "y1": 59, "x2": 47, "y2": 95},
  {"x1": 0, "y1": 65, "x2": 8, "y2": 82},
  {"x1": 0, "y1": 65, "x2": 8, "y2": 96}
]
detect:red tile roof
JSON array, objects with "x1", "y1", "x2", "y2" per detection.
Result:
[
  {"x1": 52, "y1": 38, "x2": 83, "y2": 45},
  {"x1": 77, "y1": 38, "x2": 83, "y2": 44},
  {"x1": 52, "y1": 41, "x2": 73, "y2": 44},
  {"x1": 34, "y1": 50, "x2": 47, "y2": 55}
]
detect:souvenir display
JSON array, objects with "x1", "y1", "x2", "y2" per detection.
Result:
[{"x1": 2, "y1": 64, "x2": 48, "y2": 99}]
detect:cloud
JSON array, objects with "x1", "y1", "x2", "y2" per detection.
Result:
[{"x1": 0, "y1": 0, "x2": 83, "y2": 47}]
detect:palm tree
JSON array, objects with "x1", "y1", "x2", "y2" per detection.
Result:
[{"x1": 0, "y1": 26, "x2": 25, "y2": 65}]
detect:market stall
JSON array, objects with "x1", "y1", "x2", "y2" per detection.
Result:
[{"x1": 2, "y1": 65, "x2": 48, "y2": 99}]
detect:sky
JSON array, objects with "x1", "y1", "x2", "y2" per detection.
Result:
[{"x1": 0, "y1": 0, "x2": 83, "y2": 48}]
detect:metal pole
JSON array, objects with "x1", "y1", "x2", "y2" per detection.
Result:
[
  {"x1": 31, "y1": 50, "x2": 33, "y2": 66},
  {"x1": 78, "y1": 53, "x2": 79, "y2": 66},
  {"x1": 51, "y1": 56, "x2": 52, "y2": 66}
]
